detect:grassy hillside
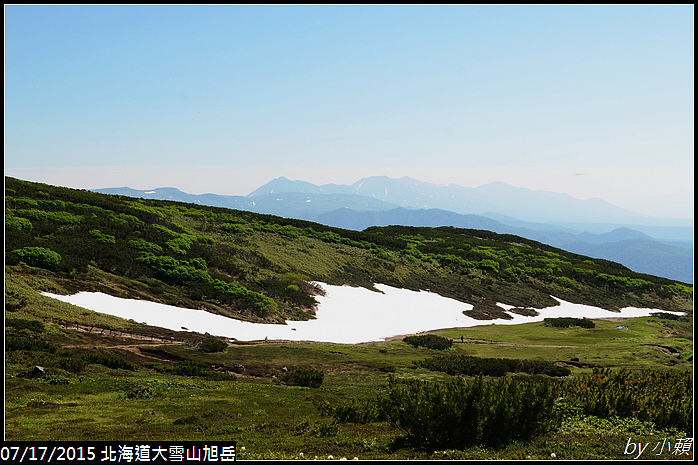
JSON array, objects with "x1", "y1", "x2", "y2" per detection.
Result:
[{"x1": 5, "y1": 177, "x2": 692, "y2": 326}]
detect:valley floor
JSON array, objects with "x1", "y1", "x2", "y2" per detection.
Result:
[{"x1": 6, "y1": 313, "x2": 693, "y2": 460}]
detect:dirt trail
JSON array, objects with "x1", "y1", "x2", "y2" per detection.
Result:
[
  {"x1": 59, "y1": 342, "x2": 182, "y2": 350},
  {"x1": 53, "y1": 321, "x2": 319, "y2": 349},
  {"x1": 53, "y1": 321, "x2": 186, "y2": 346}
]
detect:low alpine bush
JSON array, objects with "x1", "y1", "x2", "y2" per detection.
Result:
[
  {"x1": 403, "y1": 334, "x2": 453, "y2": 350},
  {"x1": 279, "y1": 368, "x2": 324, "y2": 388},
  {"x1": 416, "y1": 354, "x2": 571, "y2": 377},
  {"x1": 378, "y1": 375, "x2": 561, "y2": 449}
]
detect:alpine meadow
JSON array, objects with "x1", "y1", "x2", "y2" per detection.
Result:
[{"x1": 4, "y1": 176, "x2": 693, "y2": 460}]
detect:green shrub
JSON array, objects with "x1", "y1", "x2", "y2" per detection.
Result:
[
  {"x1": 221, "y1": 223, "x2": 247, "y2": 234},
  {"x1": 128, "y1": 238, "x2": 163, "y2": 254},
  {"x1": 564, "y1": 368, "x2": 692, "y2": 432},
  {"x1": 81, "y1": 351, "x2": 136, "y2": 371},
  {"x1": 136, "y1": 253, "x2": 213, "y2": 285},
  {"x1": 6, "y1": 336, "x2": 57, "y2": 353},
  {"x1": 323, "y1": 398, "x2": 385, "y2": 424},
  {"x1": 166, "y1": 236, "x2": 195, "y2": 255},
  {"x1": 188, "y1": 257, "x2": 208, "y2": 271},
  {"x1": 152, "y1": 224, "x2": 180, "y2": 237},
  {"x1": 5, "y1": 215, "x2": 33, "y2": 231},
  {"x1": 649, "y1": 312, "x2": 687, "y2": 321},
  {"x1": 5, "y1": 318, "x2": 45, "y2": 333},
  {"x1": 89, "y1": 229, "x2": 116, "y2": 244},
  {"x1": 663, "y1": 283, "x2": 693, "y2": 296},
  {"x1": 478, "y1": 259, "x2": 500, "y2": 274},
  {"x1": 196, "y1": 337, "x2": 227, "y2": 353},
  {"x1": 171, "y1": 360, "x2": 213, "y2": 377},
  {"x1": 557, "y1": 276, "x2": 577, "y2": 288},
  {"x1": 403, "y1": 334, "x2": 453, "y2": 350},
  {"x1": 211, "y1": 279, "x2": 278, "y2": 317},
  {"x1": 544, "y1": 317, "x2": 595, "y2": 329},
  {"x1": 279, "y1": 368, "x2": 324, "y2": 388},
  {"x1": 13, "y1": 209, "x2": 83, "y2": 225},
  {"x1": 417, "y1": 354, "x2": 571, "y2": 377},
  {"x1": 136, "y1": 253, "x2": 277, "y2": 316},
  {"x1": 378, "y1": 375, "x2": 560, "y2": 448},
  {"x1": 504, "y1": 266, "x2": 523, "y2": 279},
  {"x1": 10, "y1": 197, "x2": 40, "y2": 207},
  {"x1": 11, "y1": 246, "x2": 62, "y2": 269},
  {"x1": 47, "y1": 356, "x2": 88, "y2": 373}
]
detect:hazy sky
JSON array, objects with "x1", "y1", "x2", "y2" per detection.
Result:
[{"x1": 5, "y1": 5, "x2": 694, "y2": 219}]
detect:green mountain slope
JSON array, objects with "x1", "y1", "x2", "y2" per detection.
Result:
[{"x1": 6, "y1": 177, "x2": 692, "y2": 324}]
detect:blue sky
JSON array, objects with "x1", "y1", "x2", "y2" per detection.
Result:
[{"x1": 5, "y1": 5, "x2": 694, "y2": 219}]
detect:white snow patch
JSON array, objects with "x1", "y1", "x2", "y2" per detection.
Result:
[{"x1": 41, "y1": 284, "x2": 678, "y2": 344}]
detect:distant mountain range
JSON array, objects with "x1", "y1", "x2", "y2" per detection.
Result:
[
  {"x1": 249, "y1": 176, "x2": 656, "y2": 224},
  {"x1": 93, "y1": 176, "x2": 693, "y2": 283}
]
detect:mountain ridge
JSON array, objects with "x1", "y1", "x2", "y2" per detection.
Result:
[
  {"x1": 92, "y1": 177, "x2": 693, "y2": 283},
  {"x1": 316, "y1": 207, "x2": 692, "y2": 283}
]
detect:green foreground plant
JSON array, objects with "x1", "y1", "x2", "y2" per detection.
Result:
[
  {"x1": 329, "y1": 375, "x2": 561, "y2": 449},
  {"x1": 402, "y1": 334, "x2": 453, "y2": 350},
  {"x1": 564, "y1": 367, "x2": 693, "y2": 432},
  {"x1": 277, "y1": 368, "x2": 324, "y2": 388}
]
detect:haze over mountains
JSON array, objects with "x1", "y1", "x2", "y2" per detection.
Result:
[
  {"x1": 249, "y1": 176, "x2": 652, "y2": 224},
  {"x1": 94, "y1": 176, "x2": 693, "y2": 284}
]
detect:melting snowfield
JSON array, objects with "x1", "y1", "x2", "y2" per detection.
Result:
[{"x1": 42, "y1": 283, "x2": 679, "y2": 344}]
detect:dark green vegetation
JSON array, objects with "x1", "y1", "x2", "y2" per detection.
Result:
[
  {"x1": 277, "y1": 368, "x2": 325, "y2": 388},
  {"x1": 415, "y1": 354, "x2": 571, "y2": 377},
  {"x1": 194, "y1": 337, "x2": 228, "y2": 353},
  {"x1": 402, "y1": 334, "x2": 453, "y2": 350},
  {"x1": 563, "y1": 368, "x2": 692, "y2": 432},
  {"x1": 320, "y1": 368, "x2": 692, "y2": 451},
  {"x1": 5, "y1": 177, "x2": 694, "y2": 459},
  {"x1": 377, "y1": 375, "x2": 561, "y2": 448},
  {"x1": 544, "y1": 317, "x2": 596, "y2": 328}
]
